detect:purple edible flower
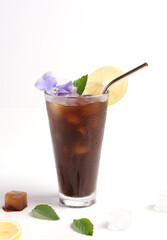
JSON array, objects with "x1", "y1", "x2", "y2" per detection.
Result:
[{"x1": 35, "y1": 72, "x2": 78, "y2": 97}]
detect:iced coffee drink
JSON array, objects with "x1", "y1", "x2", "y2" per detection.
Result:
[
  {"x1": 35, "y1": 63, "x2": 131, "y2": 207},
  {"x1": 45, "y1": 93, "x2": 108, "y2": 207}
]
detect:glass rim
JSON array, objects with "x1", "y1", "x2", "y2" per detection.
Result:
[{"x1": 44, "y1": 90, "x2": 109, "y2": 100}]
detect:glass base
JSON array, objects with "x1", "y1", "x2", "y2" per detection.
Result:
[{"x1": 59, "y1": 192, "x2": 96, "y2": 208}]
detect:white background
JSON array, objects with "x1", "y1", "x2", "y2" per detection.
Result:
[
  {"x1": 0, "y1": 0, "x2": 167, "y2": 108},
  {"x1": 0, "y1": 0, "x2": 167, "y2": 239}
]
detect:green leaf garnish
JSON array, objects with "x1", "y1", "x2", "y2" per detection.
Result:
[
  {"x1": 72, "y1": 218, "x2": 94, "y2": 236},
  {"x1": 73, "y1": 74, "x2": 88, "y2": 95},
  {"x1": 32, "y1": 204, "x2": 60, "y2": 220}
]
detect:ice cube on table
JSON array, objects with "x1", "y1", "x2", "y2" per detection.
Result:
[
  {"x1": 155, "y1": 191, "x2": 167, "y2": 212},
  {"x1": 5, "y1": 190, "x2": 27, "y2": 211},
  {"x1": 107, "y1": 208, "x2": 131, "y2": 231}
]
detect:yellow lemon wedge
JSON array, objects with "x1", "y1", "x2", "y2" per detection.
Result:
[
  {"x1": 85, "y1": 66, "x2": 128, "y2": 106},
  {"x1": 0, "y1": 220, "x2": 22, "y2": 240}
]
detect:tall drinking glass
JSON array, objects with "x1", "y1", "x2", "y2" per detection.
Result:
[{"x1": 45, "y1": 92, "x2": 108, "y2": 207}]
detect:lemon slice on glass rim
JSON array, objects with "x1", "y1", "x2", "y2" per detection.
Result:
[
  {"x1": 0, "y1": 220, "x2": 22, "y2": 240},
  {"x1": 85, "y1": 66, "x2": 128, "y2": 106}
]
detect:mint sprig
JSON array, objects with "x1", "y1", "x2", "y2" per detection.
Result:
[
  {"x1": 72, "y1": 218, "x2": 94, "y2": 236},
  {"x1": 73, "y1": 75, "x2": 88, "y2": 95},
  {"x1": 32, "y1": 204, "x2": 60, "y2": 220}
]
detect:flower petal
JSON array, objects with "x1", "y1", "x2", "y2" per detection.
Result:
[
  {"x1": 35, "y1": 78, "x2": 49, "y2": 91},
  {"x1": 43, "y1": 72, "x2": 57, "y2": 87},
  {"x1": 35, "y1": 73, "x2": 78, "y2": 97},
  {"x1": 70, "y1": 91, "x2": 79, "y2": 97},
  {"x1": 57, "y1": 81, "x2": 79, "y2": 97},
  {"x1": 56, "y1": 88, "x2": 69, "y2": 96},
  {"x1": 57, "y1": 81, "x2": 76, "y2": 92},
  {"x1": 56, "y1": 81, "x2": 78, "y2": 96},
  {"x1": 35, "y1": 72, "x2": 57, "y2": 91}
]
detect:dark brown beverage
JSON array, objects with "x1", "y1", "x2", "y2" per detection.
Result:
[{"x1": 45, "y1": 93, "x2": 108, "y2": 207}]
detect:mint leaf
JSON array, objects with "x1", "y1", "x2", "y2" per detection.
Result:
[
  {"x1": 32, "y1": 204, "x2": 60, "y2": 220},
  {"x1": 73, "y1": 75, "x2": 88, "y2": 95},
  {"x1": 72, "y1": 218, "x2": 94, "y2": 236}
]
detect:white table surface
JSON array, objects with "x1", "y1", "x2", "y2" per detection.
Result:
[{"x1": 1, "y1": 103, "x2": 167, "y2": 240}]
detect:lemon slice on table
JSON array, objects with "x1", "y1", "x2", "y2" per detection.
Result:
[
  {"x1": 0, "y1": 220, "x2": 22, "y2": 240},
  {"x1": 85, "y1": 66, "x2": 128, "y2": 106}
]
